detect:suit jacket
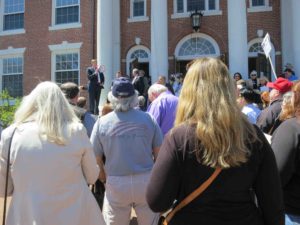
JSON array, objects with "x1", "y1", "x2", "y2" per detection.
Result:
[
  {"x1": 87, "y1": 67, "x2": 105, "y2": 91},
  {"x1": 0, "y1": 122, "x2": 105, "y2": 225},
  {"x1": 132, "y1": 75, "x2": 145, "y2": 96}
]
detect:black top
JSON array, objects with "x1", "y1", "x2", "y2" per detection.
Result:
[
  {"x1": 146, "y1": 124, "x2": 284, "y2": 225},
  {"x1": 271, "y1": 117, "x2": 300, "y2": 215},
  {"x1": 256, "y1": 99, "x2": 283, "y2": 134}
]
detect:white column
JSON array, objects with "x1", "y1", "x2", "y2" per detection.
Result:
[
  {"x1": 112, "y1": 0, "x2": 121, "y2": 76},
  {"x1": 97, "y1": 0, "x2": 120, "y2": 106},
  {"x1": 281, "y1": 0, "x2": 293, "y2": 71},
  {"x1": 227, "y1": 0, "x2": 248, "y2": 78},
  {"x1": 151, "y1": 0, "x2": 168, "y2": 83},
  {"x1": 291, "y1": 0, "x2": 300, "y2": 76}
]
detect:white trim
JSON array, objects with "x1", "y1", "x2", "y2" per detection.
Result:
[
  {"x1": 49, "y1": 23, "x2": 82, "y2": 31},
  {"x1": 126, "y1": 45, "x2": 150, "y2": 76},
  {"x1": 248, "y1": 38, "x2": 276, "y2": 80},
  {"x1": 0, "y1": 28, "x2": 25, "y2": 36},
  {"x1": 48, "y1": 41, "x2": 82, "y2": 51},
  {"x1": 0, "y1": 47, "x2": 26, "y2": 57},
  {"x1": 129, "y1": 0, "x2": 147, "y2": 21},
  {"x1": 248, "y1": 0, "x2": 272, "y2": 13},
  {"x1": 174, "y1": 33, "x2": 220, "y2": 60},
  {"x1": 50, "y1": 0, "x2": 81, "y2": 29},
  {"x1": 48, "y1": 42, "x2": 82, "y2": 84},
  {"x1": 127, "y1": 16, "x2": 149, "y2": 23}
]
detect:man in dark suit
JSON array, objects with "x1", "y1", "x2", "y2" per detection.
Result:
[
  {"x1": 87, "y1": 59, "x2": 105, "y2": 115},
  {"x1": 131, "y1": 68, "x2": 145, "y2": 96}
]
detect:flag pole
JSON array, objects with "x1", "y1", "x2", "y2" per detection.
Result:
[{"x1": 268, "y1": 56, "x2": 277, "y2": 80}]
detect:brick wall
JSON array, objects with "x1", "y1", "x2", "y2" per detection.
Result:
[{"x1": 0, "y1": 0, "x2": 95, "y2": 95}]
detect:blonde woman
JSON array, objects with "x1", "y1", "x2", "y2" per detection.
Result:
[
  {"x1": 146, "y1": 58, "x2": 284, "y2": 225},
  {"x1": 0, "y1": 82, "x2": 105, "y2": 225}
]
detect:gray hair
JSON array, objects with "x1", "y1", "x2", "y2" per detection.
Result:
[
  {"x1": 148, "y1": 83, "x2": 168, "y2": 97},
  {"x1": 108, "y1": 90, "x2": 139, "y2": 112}
]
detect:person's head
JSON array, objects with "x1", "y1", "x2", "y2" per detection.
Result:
[
  {"x1": 291, "y1": 81, "x2": 300, "y2": 117},
  {"x1": 115, "y1": 71, "x2": 122, "y2": 78},
  {"x1": 157, "y1": 75, "x2": 166, "y2": 85},
  {"x1": 91, "y1": 59, "x2": 97, "y2": 68},
  {"x1": 267, "y1": 77, "x2": 293, "y2": 102},
  {"x1": 249, "y1": 70, "x2": 257, "y2": 80},
  {"x1": 139, "y1": 70, "x2": 145, "y2": 77},
  {"x1": 259, "y1": 76, "x2": 269, "y2": 86},
  {"x1": 233, "y1": 72, "x2": 242, "y2": 81},
  {"x1": 101, "y1": 103, "x2": 113, "y2": 116},
  {"x1": 60, "y1": 82, "x2": 80, "y2": 104},
  {"x1": 175, "y1": 57, "x2": 257, "y2": 168},
  {"x1": 261, "y1": 91, "x2": 270, "y2": 108},
  {"x1": 77, "y1": 96, "x2": 87, "y2": 108},
  {"x1": 132, "y1": 68, "x2": 139, "y2": 77},
  {"x1": 108, "y1": 77, "x2": 138, "y2": 112},
  {"x1": 284, "y1": 68, "x2": 293, "y2": 79},
  {"x1": 137, "y1": 96, "x2": 146, "y2": 108},
  {"x1": 279, "y1": 91, "x2": 294, "y2": 121},
  {"x1": 175, "y1": 73, "x2": 184, "y2": 83},
  {"x1": 239, "y1": 88, "x2": 259, "y2": 105},
  {"x1": 148, "y1": 83, "x2": 168, "y2": 102},
  {"x1": 14, "y1": 81, "x2": 79, "y2": 145}
]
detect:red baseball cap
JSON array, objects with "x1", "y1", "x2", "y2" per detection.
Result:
[{"x1": 266, "y1": 77, "x2": 293, "y2": 94}]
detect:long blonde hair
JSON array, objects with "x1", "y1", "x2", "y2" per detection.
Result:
[
  {"x1": 175, "y1": 58, "x2": 257, "y2": 168},
  {"x1": 14, "y1": 81, "x2": 80, "y2": 145}
]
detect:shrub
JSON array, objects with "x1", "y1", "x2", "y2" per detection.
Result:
[{"x1": 0, "y1": 90, "x2": 21, "y2": 128}]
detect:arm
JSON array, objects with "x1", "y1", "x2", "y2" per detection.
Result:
[
  {"x1": 80, "y1": 127, "x2": 99, "y2": 184},
  {"x1": 271, "y1": 121, "x2": 298, "y2": 186},
  {"x1": 152, "y1": 146, "x2": 160, "y2": 161},
  {"x1": 100, "y1": 72, "x2": 105, "y2": 85},
  {"x1": 147, "y1": 101, "x2": 162, "y2": 127},
  {"x1": 146, "y1": 133, "x2": 181, "y2": 212},
  {"x1": 254, "y1": 129, "x2": 285, "y2": 225},
  {"x1": 87, "y1": 67, "x2": 98, "y2": 81},
  {"x1": 0, "y1": 127, "x2": 15, "y2": 197}
]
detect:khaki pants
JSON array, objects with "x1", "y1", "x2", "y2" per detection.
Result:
[{"x1": 102, "y1": 171, "x2": 158, "y2": 225}]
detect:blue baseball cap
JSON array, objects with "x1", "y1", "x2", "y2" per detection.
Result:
[{"x1": 112, "y1": 77, "x2": 135, "y2": 98}]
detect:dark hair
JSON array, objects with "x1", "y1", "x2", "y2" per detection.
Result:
[
  {"x1": 233, "y1": 72, "x2": 242, "y2": 80},
  {"x1": 284, "y1": 68, "x2": 293, "y2": 73},
  {"x1": 60, "y1": 82, "x2": 79, "y2": 99},
  {"x1": 240, "y1": 88, "x2": 260, "y2": 103}
]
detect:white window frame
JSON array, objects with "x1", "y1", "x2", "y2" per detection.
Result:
[
  {"x1": 48, "y1": 41, "x2": 82, "y2": 84},
  {"x1": 49, "y1": 0, "x2": 82, "y2": 31},
  {"x1": 126, "y1": 45, "x2": 151, "y2": 76},
  {"x1": 0, "y1": 0, "x2": 26, "y2": 36},
  {"x1": 171, "y1": 0, "x2": 222, "y2": 19},
  {"x1": 127, "y1": 0, "x2": 149, "y2": 23},
  {"x1": 174, "y1": 33, "x2": 220, "y2": 60},
  {"x1": 0, "y1": 47, "x2": 26, "y2": 98},
  {"x1": 247, "y1": 0, "x2": 272, "y2": 13}
]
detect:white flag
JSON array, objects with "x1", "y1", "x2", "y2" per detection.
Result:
[{"x1": 261, "y1": 33, "x2": 272, "y2": 58}]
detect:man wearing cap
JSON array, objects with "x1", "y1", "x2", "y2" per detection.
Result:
[
  {"x1": 90, "y1": 77, "x2": 163, "y2": 225},
  {"x1": 256, "y1": 77, "x2": 293, "y2": 134}
]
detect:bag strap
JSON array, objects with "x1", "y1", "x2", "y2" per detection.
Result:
[
  {"x1": 164, "y1": 167, "x2": 222, "y2": 224},
  {"x1": 2, "y1": 127, "x2": 17, "y2": 225}
]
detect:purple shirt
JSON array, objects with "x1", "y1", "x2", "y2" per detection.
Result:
[{"x1": 147, "y1": 91, "x2": 178, "y2": 136}]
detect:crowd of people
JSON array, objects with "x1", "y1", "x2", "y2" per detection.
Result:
[{"x1": 0, "y1": 57, "x2": 299, "y2": 225}]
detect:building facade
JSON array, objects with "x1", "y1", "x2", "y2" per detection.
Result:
[{"x1": 1, "y1": 0, "x2": 300, "y2": 105}]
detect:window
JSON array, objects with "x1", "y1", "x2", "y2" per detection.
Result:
[
  {"x1": 55, "y1": 53, "x2": 79, "y2": 84},
  {"x1": 128, "y1": 0, "x2": 148, "y2": 22},
  {"x1": 3, "y1": 0, "x2": 25, "y2": 31},
  {"x1": 252, "y1": 0, "x2": 265, "y2": 7},
  {"x1": 55, "y1": 0, "x2": 79, "y2": 25},
  {"x1": 1, "y1": 57, "x2": 23, "y2": 98},
  {"x1": 174, "y1": 33, "x2": 220, "y2": 60},
  {"x1": 49, "y1": 42, "x2": 82, "y2": 85},
  {"x1": 49, "y1": 0, "x2": 81, "y2": 30},
  {"x1": 172, "y1": 0, "x2": 221, "y2": 18},
  {"x1": 248, "y1": 0, "x2": 272, "y2": 12}
]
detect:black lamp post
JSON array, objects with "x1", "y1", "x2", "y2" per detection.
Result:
[{"x1": 190, "y1": 10, "x2": 203, "y2": 32}]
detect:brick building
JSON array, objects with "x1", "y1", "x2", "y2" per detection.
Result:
[{"x1": 1, "y1": 0, "x2": 300, "y2": 106}]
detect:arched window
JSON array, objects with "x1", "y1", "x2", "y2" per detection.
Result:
[
  {"x1": 130, "y1": 49, "x2": 149, "y2": 60},
  {"x1": 249, "y1": 42, "x2": 264, "y2": 53},
  {"x1": 175, "y1": 33, "x2": 220, "y2": 60}
]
